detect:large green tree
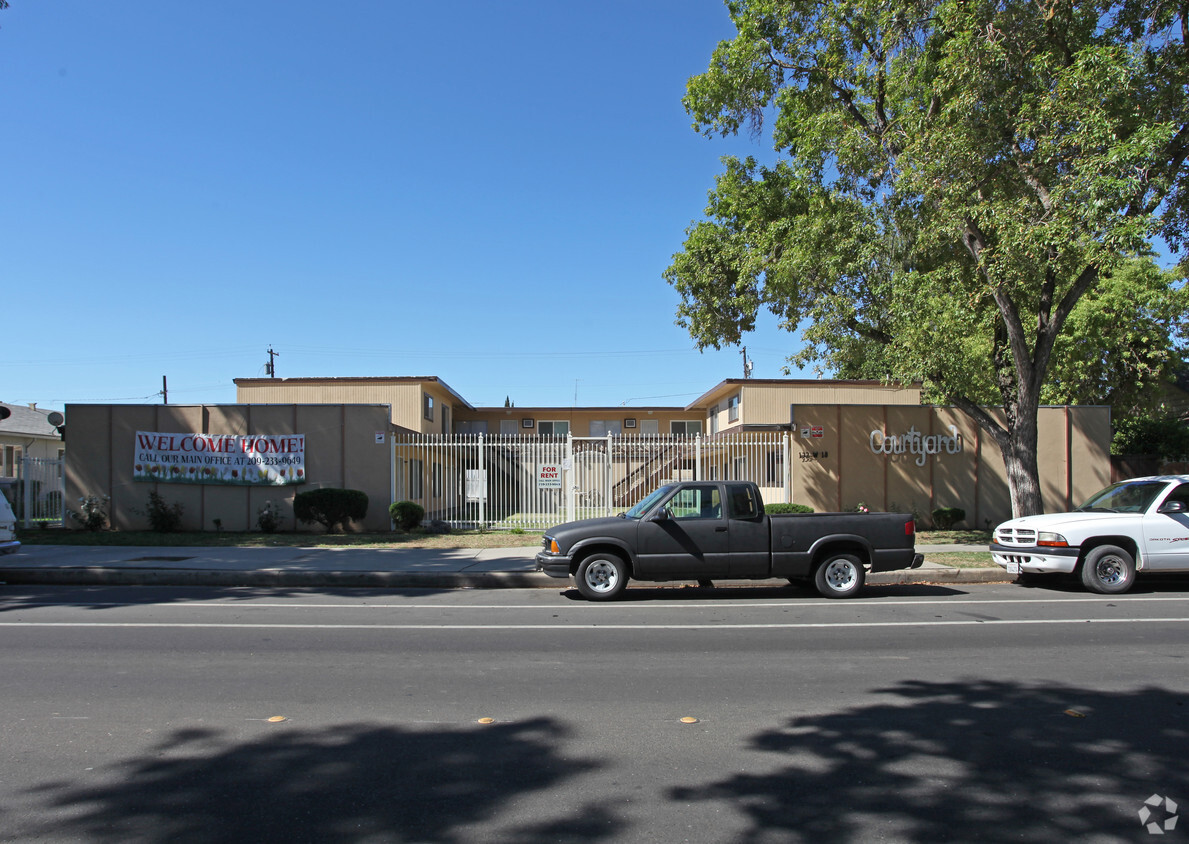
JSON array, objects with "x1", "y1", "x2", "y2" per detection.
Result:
[{"x1": 667, "y1": 0, "x2": 1189, "y2": 516}]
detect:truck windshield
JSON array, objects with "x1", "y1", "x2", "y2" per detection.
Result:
[
  {"x1": 623, "y1": 485, "x2": 676, "y2": 520},
  {"x1": 1077, "y1": 480, "x2": 1168, "y2": 513}
]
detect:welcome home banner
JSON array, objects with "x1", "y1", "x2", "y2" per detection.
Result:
[{"x1": 133, "y1": 431, "x2": 307, "y2": 486}]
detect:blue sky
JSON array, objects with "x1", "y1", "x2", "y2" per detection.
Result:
[{"x1": 1, "y1": 1, "x2": 805, "y2": 413}]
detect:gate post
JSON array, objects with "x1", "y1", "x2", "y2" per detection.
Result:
[
  {"x1": 478, "y1": 432, "x2": 487, "y2": 529},
  {"x1": 784, "y1": 430, "x2": 793, "y2": 504},
  {"x1": 21, "y1": 456, "x2": 31, "y2": 528},
  {"x1": 566, "y1": 432, "x2": 575, "y2": 523},
  {"x1": 695, "y1": 434, "x2": 703, "y2": 481},
  {"x1": 605, "y1": 431, "x2": 614, "y2": 517}
]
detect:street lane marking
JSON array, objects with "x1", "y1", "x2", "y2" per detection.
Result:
[
  {"x1": 3, "y1": 618, "x2": 1189, "y2": 630},
  {"x1": 4, "y1": 596, "x2": 1189, "y2": 611}
]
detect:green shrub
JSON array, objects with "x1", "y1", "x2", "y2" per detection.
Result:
[
  {"x1": 256, "y1": 500, "x2": 282, "y2": 533},
  {"x1": 765, "y1": 502, "x2": 814, "y2": 514},
  {"x1": 931, "y1": 507, "x2": 966, "y2": 530},
  {"x1": 389, "y1": 500, "x2": 425, "y2": 531},
  {"x1": 137, "y1": 491, "x2": 184, "y2": 532},
  {"x1": 294, "y1": 488, "x2": 369, "y2": 533},
  {"x1": 68, "y1": 494, "x2": 110, "y2": 532}
]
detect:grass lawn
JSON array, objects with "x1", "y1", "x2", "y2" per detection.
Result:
[{"x1": 921, "y1": 551, "x2": 996, "y2": 569}]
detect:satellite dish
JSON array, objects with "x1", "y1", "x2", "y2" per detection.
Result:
[{"x1": 47, "y1": 411, "x2": 65, "y2": 427}]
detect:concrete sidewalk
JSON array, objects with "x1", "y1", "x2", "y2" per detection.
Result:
[{"x1": 0, "y1": 543, "x2": 1008, "y2": 589}]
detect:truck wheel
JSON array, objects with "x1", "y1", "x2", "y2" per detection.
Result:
[
  {"x1": 1079, "y1": 545, "x2": 1135, "y2": 594},
  {"x1": 575, "y1": 553, "x2": 629, "y2": 601},
  {"x1": 814, "y1": 554, "x2": 865, "y2": 599}
]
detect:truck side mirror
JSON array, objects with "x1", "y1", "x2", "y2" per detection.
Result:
[
  {"x1": 1158, "y1": 499, "x2": 1187, "y2": 514},
  {"x1": 650, "y1": 508, "x2": 670, "y2": 522}
]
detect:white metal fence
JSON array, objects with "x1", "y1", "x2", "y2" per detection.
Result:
[
  {"x1": 18, "y1": 456, "x2": 66, "y2": 528},
  {"x1": 394, "y1": 432, "x2": 792, "y2": 530}
]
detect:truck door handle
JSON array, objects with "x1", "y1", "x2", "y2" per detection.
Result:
[{"x1": 714, "y1": 526, "x2": 728, "y2": 532}]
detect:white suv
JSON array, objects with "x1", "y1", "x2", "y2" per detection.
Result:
[{"x1": 991, "y1": 475, "x2": 1189, "y2": 594}]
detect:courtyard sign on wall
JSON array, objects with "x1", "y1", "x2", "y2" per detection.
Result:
[
  {"x1": 133, "y1": 432, "x2": 306, "y2": 485},
  {"x1": 869, "y1": 425, "x2": 963, "y2": 467}
]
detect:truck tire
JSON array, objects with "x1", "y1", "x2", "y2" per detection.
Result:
[
  {"x1": 1079, "y1": 545, "x2": 1135, "y2": 594},
  {"x1": 575, "y1": 552, "x2": 629, "y2": 601},
  {"x1": 814, "y1": 553, "x2": 865, "y2": 599}
]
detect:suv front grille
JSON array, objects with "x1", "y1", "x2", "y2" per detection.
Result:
[{"x1": 995, "y1": 527, "x2": 1038, "y2": 547}]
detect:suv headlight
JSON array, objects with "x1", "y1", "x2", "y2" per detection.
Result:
[
  {"x1": 542, "y1": 536, "x2": 561, "y2": 554},
  {"x1": 1037, "y1": 532, "x2": 1069, "y2": 547}
]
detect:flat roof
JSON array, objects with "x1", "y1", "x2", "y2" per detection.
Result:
[{"x1": 234, "y1": 376, "x2": 475, "y2": 410}]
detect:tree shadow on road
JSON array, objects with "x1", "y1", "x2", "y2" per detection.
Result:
[
  {"x1": 23, "y1": 718, "x2": 611, "y2": 843},
  {"x1": 671, "y1": 679, "x2": 1189, "y2": 842}
]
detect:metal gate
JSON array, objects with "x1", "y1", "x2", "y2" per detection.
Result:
[
  {"x1": 394, "y1": 432, "x2": 791, "y2": 531},
  {"x1": 19, "y1": 456, "x2": 65, "y2": 528}
]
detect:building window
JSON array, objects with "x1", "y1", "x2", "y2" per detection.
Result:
[
  {"x1": 2, "y1": 446, "x2": 20, "y2": 478},
  {"x1": 423, "y1": 395, "x2": 435, "y2": 422},
  {"x1": 709, "y1": 407, "x2": 719, "y2": 435},
  {"x1": 589, "y1": 420, "x2": 622, "y2": 436},
  {"x1": 410, "y1": 459, "x2": 424, "y2": 499},
  {"x1": 432, "y1": 462, "x2": 442, "y2": 498},
  {"x1": 670, "y1": 420, "x2": 702, "y2": 436},
  {"x1": 441, "y1": 405, "x2": 450, "y2": 435},
  {"x1": 538, "y1": 421, "x2": 570, "y2": 437},
  {"x1": 499, "y1": 419, "x2": 518, "y2": 436},
  {"x1": 640, "y1": 419, "x2": 659, "y2": 435},
  {"x1": 727, "y1": 394, "x2": 740, "y2": 423}
]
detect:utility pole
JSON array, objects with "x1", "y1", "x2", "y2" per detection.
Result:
[
  {"x1": 741, "y1": 347, "x2": 753, "y2": 379},
  {"x1": 266, "y1": 346, "x2": 280, "y2": 378},
  {"x1": 162, "y1": 376, "x2": 168, "y2": 404}
]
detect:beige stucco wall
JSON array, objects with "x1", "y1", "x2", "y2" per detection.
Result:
[
  {"x1": 65, "y1": 404, "x2": 394, "y2": 532},
  {"x1": 789, "y1": 404, "x2": 1110, "y2": 526},
  {"x1": 235, "y1": 378, "x2": 466, "y2": 435}
]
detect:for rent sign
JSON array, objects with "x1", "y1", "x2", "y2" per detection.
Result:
[{"x1": 133, "y1": 432, "x2": 307, "y2": 486}]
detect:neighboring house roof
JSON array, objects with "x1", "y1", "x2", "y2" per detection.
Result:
[{"x1": 0, "y1": 403, "x2": 63, "y2": 439}]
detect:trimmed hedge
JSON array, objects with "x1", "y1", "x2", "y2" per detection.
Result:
[
  {"x1": 931, "y1": 507, "x2": 966, "y2": 530},
  {"x1": 764, "y1": 502, "x2": 815, "y2": 514},
  {"x1": 294, "y1": 488, "x2": 369, "y2": 533},
  {"x1": 389, "y1": 500, "x2": 426, "y2": 531}
]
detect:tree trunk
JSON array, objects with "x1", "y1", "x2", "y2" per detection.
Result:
[
  {"x1": 951, "y1": 395, "x2": 1046, "y2": 520},
  {"x1": 1000, "y1": 423, "x2": 1044, "y2": 518}
]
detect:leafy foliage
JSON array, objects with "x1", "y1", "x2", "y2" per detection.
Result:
[
  {"x1": 1113, "y1": 409, "x2": 1189, "y2": 458},
  {"x1": 137, "y1": 491, "x2": 184, "y2": 533},
  {"x1": 68, "y1": 494, "x2": 109, "y2": 532},
  {"x1": 256, "y1": 500, "x2": 283, "y2": 533},
  {"x1": 389, "y1": 500, "x2": 426, "y2": 531},
  {"x1": 931, "y1": 507, "x2": 967, "y2": 530},
  {"x1": 667, "y1": 0, "x2": 1189, "y2": 515},
  {"x1": 294, "y1": 488, "x2": 369, "y2": 533},
  {"x1": 764, "y1": 502, "x2": 814, "y2": 514}
]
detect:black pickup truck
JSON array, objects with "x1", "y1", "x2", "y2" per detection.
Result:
[{"x1": 536, "y1": 481, "x2": 923, "y2": 600}]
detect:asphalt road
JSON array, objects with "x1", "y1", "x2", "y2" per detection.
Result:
[{"x1": 1, "y1": 581, "x2": 1187, "y2": 843}]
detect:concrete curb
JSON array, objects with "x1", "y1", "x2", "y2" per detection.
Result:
[{"x1": 0, "y1": 566, "x2": 1010, "y2": 589}]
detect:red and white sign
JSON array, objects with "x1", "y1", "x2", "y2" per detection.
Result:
[
  {"x1": 537, "y1": 463, "x2": 562, "y2": 489},
  {"x1": 133, "y1": 431, "x2": 306, "y2": 486}
]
